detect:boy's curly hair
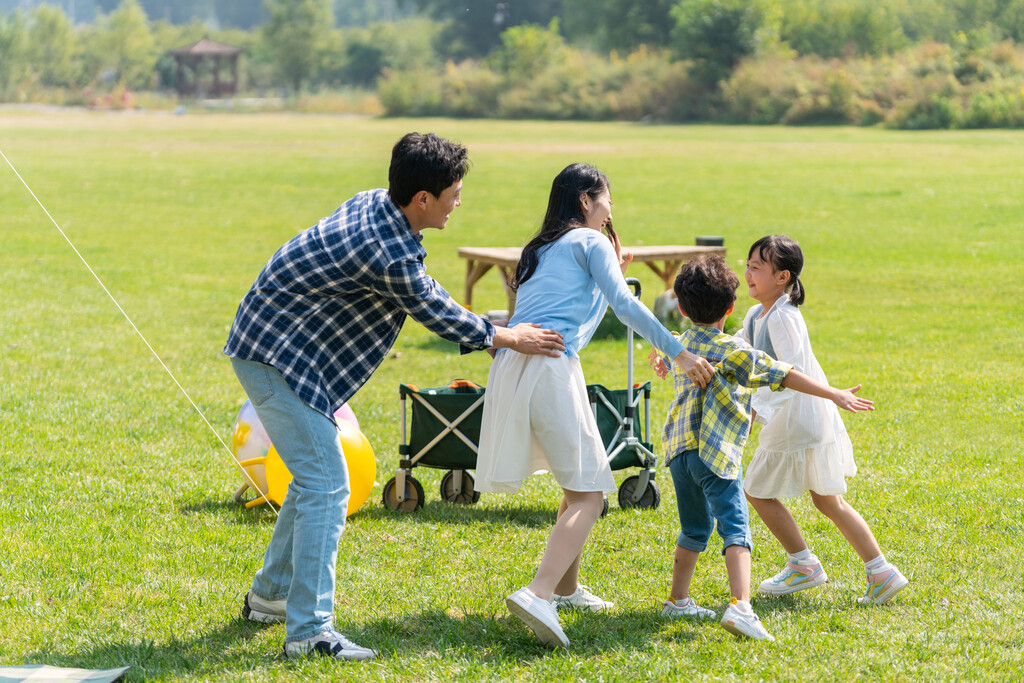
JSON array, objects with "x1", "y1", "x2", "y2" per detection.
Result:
[{"x1": 673, "y1": 255, "x2": 739, "y2": 325}]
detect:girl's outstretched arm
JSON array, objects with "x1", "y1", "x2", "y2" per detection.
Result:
[{"x1": 780, "y1": 370, "x2": 874, "y2": 413}]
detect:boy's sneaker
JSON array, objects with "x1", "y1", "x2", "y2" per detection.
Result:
[
  {"x1": 242, "y1": 591, "x2": 286, "y2": 624},
  {"x1": 506, "y1": 587, "x2": 570, "y2": 648},
  {"x1": 858, "y1": 564, "x2": 909, "y2": 605},
  {"x1": 758, "y1": 557, "x2": 827, "y2": 596},
  {"x1": 283, "y1": 629, "x2": 378, "y2": 661},
  {"x1": 721, "y1": 599, "x2": 775, "y2": 641},
  {"x1": 661, "y1": 597, "x2": 716, "y2": 620},
  {"x1": 552, "y1": 585, "x2": 614, "y2": 612}
]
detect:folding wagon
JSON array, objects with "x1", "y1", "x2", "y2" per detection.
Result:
[{"x1": 382, "y1": 278, "x2": 662, "y2": 512}]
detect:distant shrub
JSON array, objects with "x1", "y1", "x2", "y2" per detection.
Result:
[{"x1": 886, "y1": 93, "x2": 959, "y2": 129}]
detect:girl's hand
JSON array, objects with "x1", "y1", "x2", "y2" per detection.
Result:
[
  {"x1": 673, "y1": 348, "x2": 715, "y2": 389},
  {"x1": 611, "y1": 232, "x2": 633, "y2": 274},
  {"x1": 831, "y1": 384, "x2": 874, "y2": 413},
  {"x1": 647, "y1": 349, "x2": 668, "y2": 379}
]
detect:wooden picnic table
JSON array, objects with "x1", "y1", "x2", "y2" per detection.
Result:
[{"x1": 457, "y1": 244, "x2": 727, "y2": 315}]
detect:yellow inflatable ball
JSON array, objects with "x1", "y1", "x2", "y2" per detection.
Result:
[{"x1": 231, "y1": 400, "x2": 376, "y2": 517}]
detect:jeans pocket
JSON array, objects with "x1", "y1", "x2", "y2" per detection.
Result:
[{"x1": 239, "y1": 361, "x2": 276, "y2": 407}]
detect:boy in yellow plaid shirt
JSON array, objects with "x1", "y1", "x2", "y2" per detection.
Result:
[{"x1": 649, "y1": 255, "x2": 873, "y2": 640}]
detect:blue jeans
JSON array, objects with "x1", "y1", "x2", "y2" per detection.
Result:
[
  {"x1": 668, "y1": 449, "x2": 752, "y2": 554},
  {"x1": 231, "y1": 357, "x2": 351, "y2": 641}
]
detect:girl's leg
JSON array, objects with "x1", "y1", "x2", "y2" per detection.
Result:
[
  {"x1": 550, "y1": 495, "x2": 586, "y2": 597},
  {"x1": 746, "y1": 493, "x2": 809, "y2": 555},
  {"x1": 809, "y1": 492, "x2": 881, "y2": 562},
  {"x1": 528, "y1": 489, "x2": 605, "y2": 601}
]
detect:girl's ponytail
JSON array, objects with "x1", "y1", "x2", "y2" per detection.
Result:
[{"x1": 789, "y1": 274, "x2": 805, "y2": 306}]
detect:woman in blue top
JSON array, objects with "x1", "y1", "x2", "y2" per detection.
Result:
[{"x1": 476, "y1": 163, "x2": 714, "y2": 649}]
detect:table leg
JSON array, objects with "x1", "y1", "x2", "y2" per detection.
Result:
[{"x1": 465, "y1": 260, "x2": 493, "y2": 310}]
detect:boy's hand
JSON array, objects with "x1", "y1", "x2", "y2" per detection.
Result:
[
  {"x1": 832, "y1": 384, "x2": 874, "y2": 413},
  {"x1": 612, "y1": 233, "x2": 633, "y2": 274},
  {"x1": 647, "y1": 349, "x2": 668, "y2": 379}
]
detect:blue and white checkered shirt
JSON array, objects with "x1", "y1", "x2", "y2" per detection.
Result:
[{"x1": 225, "y1": 189, "x2": 495, "y2": 418}]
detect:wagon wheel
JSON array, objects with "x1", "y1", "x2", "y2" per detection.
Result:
[
  {"x1": 382, "y1": 475, "x2": 425, "y2": 512},
  {"x1": 440, "y1": 470, "x2": 481, "y2": 505},
  {"x1": 617, "y1": 475, "x2": 661, "y2": 510}
]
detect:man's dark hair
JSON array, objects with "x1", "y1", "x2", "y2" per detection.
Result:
[
  {"x1": 388, "y1": 132, "x2": 471, "y2": 207},
  {"x1": 673, "y1": 255, "x2": 739, "y2": 325}
]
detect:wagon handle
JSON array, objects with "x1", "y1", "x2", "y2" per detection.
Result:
[{"x1": 625, "y1": 277, "x2": 641, "y2": 298}]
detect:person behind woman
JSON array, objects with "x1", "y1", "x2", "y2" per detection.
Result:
[
  {"x1": 740, "y1": 235, "x2": 908, "y2": 605},
  {"x1": 475, "y1": 163, "x2": 715, "y2": 648}
]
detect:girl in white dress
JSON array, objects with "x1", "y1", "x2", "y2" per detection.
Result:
[
  {"x1": 476, "y1": 164, "x2": 713, "y2": 648},
  {"x1": 740, "y1": 235, "x2": 908, "y2": 605}
]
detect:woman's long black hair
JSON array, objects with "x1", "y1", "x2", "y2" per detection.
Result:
[{"x1": 511, "y1": 163, "x2": 616, "y2": 291}]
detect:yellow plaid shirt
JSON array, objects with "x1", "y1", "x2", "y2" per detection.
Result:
[{"x1": 661, "y1": 325, "x2": 792, "y2": 479}]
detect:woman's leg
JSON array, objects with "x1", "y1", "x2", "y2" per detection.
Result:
[
  {"x1": 527, "y1": 489, "x2": 605, "y2": 601},
  {"x1": 746, "y1": 493, "x2": 809, "y2": 555},
  {"x1": 809, "y1": 492, "x2": 881, "y2": 562}
]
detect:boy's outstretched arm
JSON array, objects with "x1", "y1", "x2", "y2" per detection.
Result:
[{"x1": 780, "y1": 370, "x2": 874, "y2": 413}]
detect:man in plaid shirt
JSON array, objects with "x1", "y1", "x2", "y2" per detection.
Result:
[
  {"x1": 225, "y1": 133, "x2": 564, "y2": 661},
  {"x1": 650, "y1": 255, "x2": 871, "y2": 641}
]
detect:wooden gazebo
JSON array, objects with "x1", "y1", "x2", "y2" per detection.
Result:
[{"x1": 169, "y1": 38, "x2": 241, "y2": 97}]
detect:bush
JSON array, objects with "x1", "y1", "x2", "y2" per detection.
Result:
[{"x1": 886, "y1": 93, "x2": 960, "y2": 129}]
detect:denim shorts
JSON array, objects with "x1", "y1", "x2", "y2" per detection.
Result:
[{"x1": 668, "y1": 449, "x2": 752, "y2": 554}]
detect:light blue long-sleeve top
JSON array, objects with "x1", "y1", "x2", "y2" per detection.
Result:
[{"x1": 506, "y1": 228, "x2": 684, "y2": 360}]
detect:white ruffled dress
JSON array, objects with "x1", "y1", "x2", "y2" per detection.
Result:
[{"x1": 738, "y1": 297, "x2": 857, "y2": 499}]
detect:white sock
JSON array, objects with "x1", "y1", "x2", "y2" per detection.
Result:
[
  {"x1": 734, "y1": 599, "x2": 753, "y2": 613},
  {"x1": 789, "y1": 548, "x2": 812, "y2": 562},
  {"x1": 865, "y1": 554, "x2": 887, "y2": 573}
]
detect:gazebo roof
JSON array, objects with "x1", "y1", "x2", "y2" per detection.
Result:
[{"x1": 170, "y1": 38, "x2": 241, "y2": 57}]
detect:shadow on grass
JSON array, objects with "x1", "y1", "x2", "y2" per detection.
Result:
[
  {"x1": 356, "y1": 606, "x2": 711, "y2": 662},
  {"x1": 353, "y1": 498, "x2": 558, "y2": 529},
  {"x1": 22, "y1": 619, "x2": 280, "y2": 681},
  {"x1": 180, "y1": 497, "x2": 277, "y2": 526},
  {"x1": 25, "y1": 604, "x2": 788, "y2": 678}
]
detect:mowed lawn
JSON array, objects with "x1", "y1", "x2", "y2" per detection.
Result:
[{"x1": 1, "y1": 111, "x2": 1022, "y2": 681}]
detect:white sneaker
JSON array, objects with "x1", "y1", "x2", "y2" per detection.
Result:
[
  {"x1": 242, "y1": 591, "x2": 286, "y2": 624},
  {"x1": 552, "y1": 585, "x2": 614, "y2": 612},
  {"x1": 506, "y1": 587, "x2": 570, "y2": 648},
  {"x1": 720, "y1": 599, "x2": 774, "y2": 641},
  {"x1": 661, "y1": 597, "x2": 716, "y2": 620},
  {"x1": 858, "y1": 564, "x2": 909, "y2": 605},
  {"x1": 283, "y1": 628, "x2": 378, "y2": 661},
  {"x1": 758, "y1": 556, "x2": 828, "y2": 596}
]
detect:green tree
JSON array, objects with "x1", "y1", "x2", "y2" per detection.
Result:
[
  {"x1": 671, "y1": 0, "x2": 764, "y2": 85},
  {"x1": 563, "y1": 0, "x2": 676, "y2": 51},
  {"x1": 263, "y1": 0, "x2": 334, "y2": 93},
  {"x1": 26, "y1": 4, "x2": 78, "y2": 87},
  {"x1": 86, "y1": 0, "x2": 157, "y2": 88},
  {"x1": 0, "y1": 10, "x2": 27, "y2": 97},
  {"x1": 488, "y1": 19, "x2": 565, "y2": 83},
  {"x1": 412, "y1": 0, "x2": 562, "y2": 58}
]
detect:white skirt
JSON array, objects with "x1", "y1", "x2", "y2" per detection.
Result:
[
  {"x1": 743, "y1": 426, "x2": 858, "y2": 499},
  {"x1": 475, "y1": 351, "x2": 616, "y2": 495}
]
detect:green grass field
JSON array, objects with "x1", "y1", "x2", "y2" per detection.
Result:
[{"x1": 1, "y1": 111, "x2": 1022, "y2": 681}]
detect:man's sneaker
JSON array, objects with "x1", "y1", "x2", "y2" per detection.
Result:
[
  {"x1": 243, "y1": 591, "x2": 286, "y2": 624},
  {"x1": 758, "y1": 557, "x2": 828, "y2": 596},
  {"x1": 661, "y1": 597, "x2": 716, "y2": 620},
  {"x1": 858, "y1": 565, "x2": 909, "y2": 605},
  {"x1": 552, "y1": 585, "x2": 614, "y2": 612},
  {"x1": 506, "y1": 587, "x2": 570, "y2": 648},
  {"x1": 720, "y1": 599, "x2": 775, "y2": 641},
  {"x1": 283, "y1": 629, "x2": 378, "y2": 661}
]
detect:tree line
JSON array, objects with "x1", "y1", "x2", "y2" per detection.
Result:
[{"x1": 2, "y1": 0, "x2": 1024, "y2": 128}]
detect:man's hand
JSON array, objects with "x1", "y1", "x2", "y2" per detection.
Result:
[
  {"x1": 491, "y1": 322, "x2": 565, "y2": 358},
  {"x1": 672, "y1": 348, "x2": 715, "y2": 389}
]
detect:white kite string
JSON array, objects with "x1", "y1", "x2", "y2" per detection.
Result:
[{"x1": 1, "y1": 146, "x2": 280, "y2": 518}]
